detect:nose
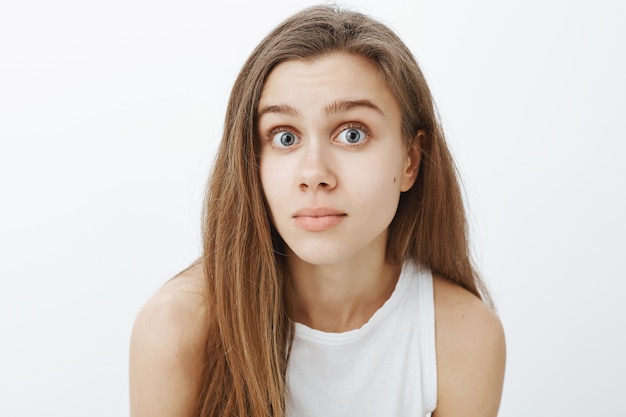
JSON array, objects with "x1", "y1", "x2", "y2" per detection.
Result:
[{"x1": 297, "y1": 141, "x2": 337, "y2": 191}]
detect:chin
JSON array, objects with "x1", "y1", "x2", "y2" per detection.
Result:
[{"x1": 286, "y1": 244, "x2": 352, "y2": 267}]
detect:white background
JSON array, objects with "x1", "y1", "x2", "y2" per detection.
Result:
[{"x1": 1, "y1": 0, "x2": 624, "y2": 415}]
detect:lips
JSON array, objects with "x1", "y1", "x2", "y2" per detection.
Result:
[{"x1": 293, "y1": 208, "x2": 346, "y2": 231}]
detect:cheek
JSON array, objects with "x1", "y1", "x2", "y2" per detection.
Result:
[
  {"x1": 259, "y1": 160, "x2": 272, "y2": 201},
  {"x1": 350, "y1": 163, "x2": 402, "y2": 209},
  {"x1": 356, "y1": 153, "x2": 405, "y2": 210},
  {"x1": 354, "y1": 150, "x2": 406, "y2": 187},
  {"x1": 259, "y1": 160, "x2": 285, "y2": 214}
]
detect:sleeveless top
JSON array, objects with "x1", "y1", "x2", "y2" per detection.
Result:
[{"x1": 285, "y1": 261, "x2": 437, "y2": 416}]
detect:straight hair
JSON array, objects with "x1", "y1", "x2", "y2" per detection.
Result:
[{"x1": 196, "y1": 5, "x2": 490, "y2": 416}]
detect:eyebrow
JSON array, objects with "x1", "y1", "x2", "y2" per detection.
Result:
[
  {"x1": 323, "y1": 99, "x2": 385, "y2": 117},
  {"x1": 257, "y1": 104, "x2": 299, "y2": 118},
  {"x1": 257, "y1": 99, "x2": 385, "y2": 118}
]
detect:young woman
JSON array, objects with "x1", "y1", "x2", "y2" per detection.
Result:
[{"x1": 130, "y1": 5, "x2": 506, "y2": 417}]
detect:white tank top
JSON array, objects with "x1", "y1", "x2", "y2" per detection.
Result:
[{"x1": 286, "y1": 261, "x2": 437, "y2": 416}]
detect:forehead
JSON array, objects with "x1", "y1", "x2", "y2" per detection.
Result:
[{"x1": 258, "y1": 52, "x2": 399, "y2": 113}]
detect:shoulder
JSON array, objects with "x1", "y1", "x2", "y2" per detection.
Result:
[
  {"x1": 432, "y1": 275, "x2": 506, "y2": 417},
  {"x1": 132, "y1": 264, "x2": 208, "y2": 352},
  {"x1": 129, "y1": 263, "x2": 208, "y2": 417}
]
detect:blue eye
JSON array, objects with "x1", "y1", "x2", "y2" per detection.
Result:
[
  {"x1": 337, "y1": 127, "x2": 367, "y2": 144},
  {"x1": 272, "y1": 131, "x2": 300, "y2": 147}
]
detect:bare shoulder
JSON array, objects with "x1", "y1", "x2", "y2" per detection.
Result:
[
  {"x1": 432, "y1": 275, "x2": 506, "y2": 417},
  {"x1": 129, "y1": 263, "x2": 208, "y2": 417},
  {"x1": 132, "y1": 262, "x2": 207, "y2": 349}
]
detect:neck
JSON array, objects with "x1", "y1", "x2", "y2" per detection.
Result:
[{"x1": 286, "y1": 251, "x2": 401, "y2": 333}]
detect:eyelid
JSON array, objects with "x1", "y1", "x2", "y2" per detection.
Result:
[
  {"x1": 266, "y1": 126, "x2": 302, "y2": 149},
  {"x1": 333, "y1": 122, "x2": 370, "y2": 146},
  {"x1": 262, "y1": 122, "x2": 370, "y2": 148}
]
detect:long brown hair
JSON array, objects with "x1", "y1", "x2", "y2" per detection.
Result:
[{"x1": 197, "y1": 5, "x2": 490, "y2": 416}]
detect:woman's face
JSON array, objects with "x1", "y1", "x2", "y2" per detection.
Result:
[{"x1": 257, "y1": 52, "x2": 419, "y2": 267}]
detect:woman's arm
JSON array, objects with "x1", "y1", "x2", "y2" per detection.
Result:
[
  {"x1": 433, "y1": 276, "x2": 506, "y2": 417},
  {"x1": 129, "y1": 272, "x2": 207, "y2": 417}
]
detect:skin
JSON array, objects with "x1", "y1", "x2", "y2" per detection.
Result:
[
  {"x1": 129, "y1": 264, "x2": 206, "y2": 417},
  {"x1": 129, "y1": 52, "x2": 506, "y2": 416},
  {"x1": 257, "y1": 53, "x2": 420, "y2": 332}
]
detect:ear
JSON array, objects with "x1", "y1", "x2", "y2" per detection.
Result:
[{"x1": 400, "y1": 129, "x2": 424, "y2": 192}]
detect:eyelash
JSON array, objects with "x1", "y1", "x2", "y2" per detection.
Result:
[
  {"x1": 336, "y1": 123, "x2": 369, "y2": 147},
  {"x1": 265, "y1": 122, "x2": 370, "y2": 149},
  {"x1": 266, "y1": 127, "x2": 301, "y2": 149}
]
